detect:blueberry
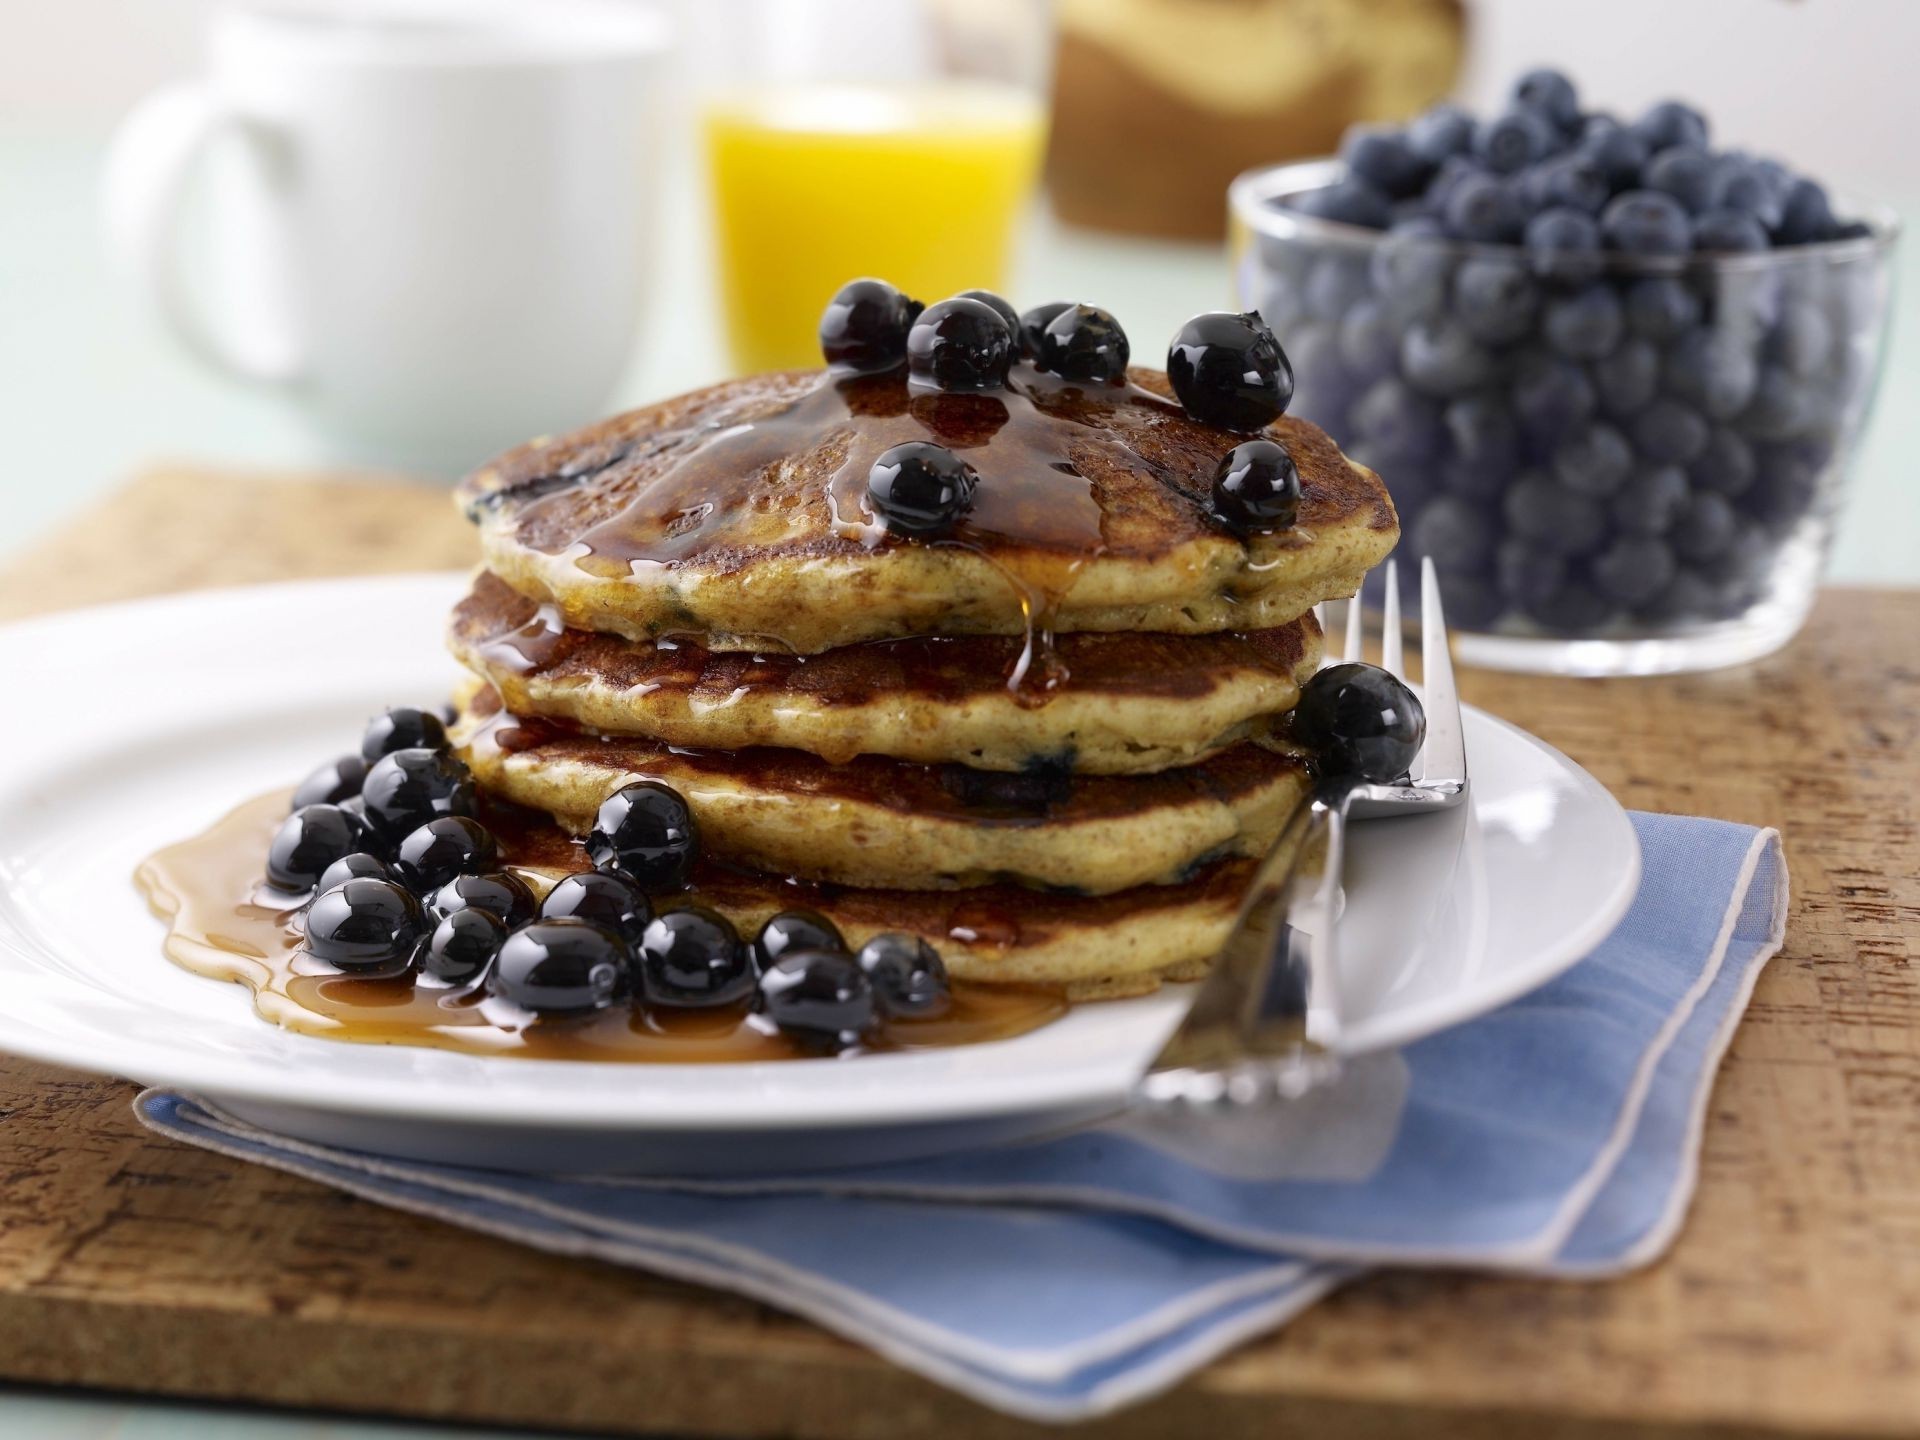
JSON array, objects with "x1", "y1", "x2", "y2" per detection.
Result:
[
  {"x1": 1451, "y1": 258, "x2": 1538, "y2": 345},
  {"x1": 1399, "y1": 319, "x2": 1494, "y2": 397},
  {"x1": 819, "y1": 278, "x2": 922, "y2": 373},
  {"x1": 1209, "y1": 439, "x2": 1300, "y2": 534},
  {"x1": 1664, "y1": 330, "x2": 1759, "y2": 421},
  {"x1": 391, "y1": 816, "x2": 496, "y2": 894},
  {"x1": 1643, "y1": 147, "x2": 1721, "y2": 214},
  {"x1": 1341, "y1": 124, "x2": 1428, "y2": 197},
  {"x1": 1671, "y1": 490, "x2": 1739, "y2": 562},
  {"x1": 1285, "y1": 179, "x2": 1392, "y2": 229},
  {"x1": 1511, "y1": 67, "x2": 1580, "y2": 129},
  {"x1": 1474, "y1": 109, "x2": 1556, "y2": 175},
  {"x1": 1738, "y1": 365, "x2": 1811, "y2": 441},
  {"x1": 1715, "y1": 157, "x2": 1785, "y2": 229},
  {"x1": 1543, "y1": 286, "x2": 1624, "y2": 361},
  {"x1": 361, "y1": 707, "x2": 447, "y2": 763},
  {"x1": 1442, "y1": 393, "x2": 1520, "y2": 476},
  {"x1": 1444, "y1": 173, "x2": 1525, "y2": 243},
  {"x1": 1600, "y1": 190, "x2": 1691, "y2": 257},
  {"x1": 360, "y1": 747, "x2": 475, "y2": 841},
  {"x1": 1035, "y1": 304, "x2": 1129, "y2": 383},
  {"x1": 1521, "y1": 156, "x2": 1609, "y2": 216},
  {"x1": 433, "y1": 870, "x2": 537, "y2": 929},
  {"x1": 1303, "y1": 256, "x2": 1371, "y2": 322},
  {"x1": 638, "y1": 905, "x2": 753, "y2": 1009},
  {"x1": 266, "y1": 803, "x2": 368, "y2": 892},
  {"x1": 1749, "y1": 444, "x2": 1822, "y2": 529},
  {"x1": 423, "y1": 907, "x2": 506, "y2": 985},
  {"x1": 1633, "y1": 100, "x2": 1709, "y2": 154},
  {"x1": 491, "y1": 919, "x2": 629, "y2": 1016},
  {"x1": 305, "y1": 877, "x2": 427, "y2": 969},
  {"x1": 1336, "y1": 299, "x2": 1399, "y2": 379},
  {"x1": 1496, "y1": 538, "x2": 1567, "y2": 607},
  {"x1": 318, "y1": 851, "x2": 396, "y2": 892},
  {"x1": 1610, "y1": 466, "x2": 1691, "y2": 535},
  {"x1": 1351, "y1": 377, "x2": 1443, "y2": 460},
  {"x1": 1434, "y1": 573, "x2": 1505, "y2": 630},
  {"x1": 1639, "y1": 569, "x2": 1720, "y2": 624},
  {"x1": 1528, "y1": 578, "x2": 1620, "y2": 633},
  {"x1": 1511, "y1": 351, "x2": 1597, "y2": 443},
  {"x1": 1166, "y1": 312, "x2": 1293, "y2": 431},
  {"x1": 751, "y1": 910, "x2": 846, "y2": 974},
  {"x1": 1577, "y1": 117, "x2": 1649, "y2": 188},
  {"x1": 1630, "y1": 398, "x2": 1710, "y2": 464},
  {"x1": 1408, "y1": 103, "x2": 1475, "y2": 165},
  {"x1": 1017, "y1": 301, "x2": 1072, "y2": 358},
  {"x1": 955, "y1": 289, "x2": 1020, "y2": 335},
  {"x1": 1768, "y1": 302, "x2": 1833, "y2": 376},
  {"x1": 1591, "y1": 535, "x2": 1678, "y2": 607},
  {"x1": 1522, "y1": 208, "x2": 1604, "y2": 286},
  {"x1": 855, "y1": 933, "x2": 951, "y2": 1020},
  {"x1": 1290, "y1": 662, "x2": 1426, "y2": 782},
  {"x1": 587, "y1": 780, "x2": 698, "y2": 891},
  {"x1": 1551, "y1": 422, "x2": 1633, "y2": 496},
  {"x1": 1593, "y1": 337, "x2": 1661, "y2": 417},
  {"x1": 906, "y1": 297, "x2": 1014, "y2": 391},
  {"x1": 1690, "y1": 427, "x2": 1758, "y2": 496},
  {"x1": 1503, "y1": 472, "x2": 1607, "y2": 555},
  {"x1": 1773, "y1": 179, "x2": 1837, "y2": 245},
  {"x1": 292, "y1": 754, "x2": 368, "y2": 810},
  {"x1": 758, "y1": 950, "x2": 877, "y2": 1048},
  {"x1": 1422, "y1": 154, "x2": 1486, "y2": 214},
  {"x1": 1693, "y1": 208, "x2": 1769, "y2": 254},
  {"x1": 540, "y1": 870, "x2": 652, "y2": 945},
  {"x1": 1370, "y1": 219, "x2": 1453, "y2": 320},
  {"x1": 1624, "y1": 277, "x2": 1703, "y2": 342},
  {"x1": 865, "y1": 441, "x2": 979, "y2": 538},
  {"x1": 1409, "y1": 495, "x2": 1497, "y2": 574}
]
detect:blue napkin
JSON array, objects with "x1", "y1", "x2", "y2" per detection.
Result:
[{"x1": 138, "y1": 813, "x2": 1785, "y2": 1423}]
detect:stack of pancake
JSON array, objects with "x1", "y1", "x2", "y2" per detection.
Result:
[{"x1": 446, "y1": 364, "x2": 1396, "y2": 997}]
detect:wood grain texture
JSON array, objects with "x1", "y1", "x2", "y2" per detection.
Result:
[{"x1": 0, "y1": 469, "x2": 1915, "y2": 1439}]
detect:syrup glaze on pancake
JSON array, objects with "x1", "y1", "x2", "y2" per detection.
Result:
[
  {"x1": 457, "y1": 365, "x2": 1396, "y2": 657},
  {"x1": 452, "y1": 684, "x2": 1311, "y2": 895},
  {"x1": 449, "y1": 569, "x2": 1323, "y2": 772}
]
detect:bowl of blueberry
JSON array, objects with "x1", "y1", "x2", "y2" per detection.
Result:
[{"x1": 1229, "y1": 68, "x2": 1899, "y2": 675}]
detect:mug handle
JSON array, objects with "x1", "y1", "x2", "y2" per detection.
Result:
[{"x1": 101, "y1": 83, "x2": 300, "y2": 384}]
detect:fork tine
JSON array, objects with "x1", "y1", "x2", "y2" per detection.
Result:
[
  {"x1": 1380, "y1": 561, "x2": 1403, "y2": 679},
  {"x1": 1342, "y1": 592, "x2": 1365, "y2": 664},
  {"x1": 1415, "y1": 556, "x2": 1467, "y2": 789}
]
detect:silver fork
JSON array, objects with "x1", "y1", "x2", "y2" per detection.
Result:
[{"x1": 1135, "y1": 556, "x2": 1470, "y2": 1107}]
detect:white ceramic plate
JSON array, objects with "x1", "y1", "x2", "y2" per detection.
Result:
[{"x1": 0, "y1": 574, "x2": 1639, "y2": 1173}]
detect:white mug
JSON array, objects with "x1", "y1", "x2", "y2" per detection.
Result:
[{"x1": 103, "y1": 0, "x2": 671, "y2": 475}]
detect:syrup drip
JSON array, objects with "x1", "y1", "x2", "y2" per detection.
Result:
[{"x1": 135, "y1": 791, "x2": 1068, "y2": 1063}]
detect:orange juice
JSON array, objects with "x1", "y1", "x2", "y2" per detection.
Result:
[{"x1": 703, "y1": 82, "x2": 1047, "y2": 374}]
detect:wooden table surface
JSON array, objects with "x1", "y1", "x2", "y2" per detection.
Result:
[{"x1": 2, "y1": 469, "x2": 1916, "y2": 1440}]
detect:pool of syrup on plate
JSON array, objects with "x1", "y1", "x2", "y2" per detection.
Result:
[{"x1": 135, "y1": 789, "x2": 1068, "y2": 1062}]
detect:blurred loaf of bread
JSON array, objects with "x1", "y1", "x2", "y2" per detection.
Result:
[{"x1": 1046, "y1": 0, "x2": 1466, "y2": 238}]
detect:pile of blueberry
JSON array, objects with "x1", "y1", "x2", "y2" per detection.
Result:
[
  {"x1": 268, "y1": 707, "x2": 952, "y2": 1051},
  {"x1": 1246, "y1": 68, "x2": 1886, "y2": 633},
  {"x1": 819, "y1": 279, "x2": 1303, "y2": 540}
]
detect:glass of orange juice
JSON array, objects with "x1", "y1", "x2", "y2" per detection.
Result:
[{"x1": 700, "y1": 0, "x2": 1051, "y2": 375}]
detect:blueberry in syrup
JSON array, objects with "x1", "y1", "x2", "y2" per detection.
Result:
[
  {"x1": 423, "y1": 907, "x2": 506, "y2": 985},
  {"x1": 490, "y1": 919, "x2": 630, "y2": 1015},
  {"x1": 391, "y1": 815, "x2": 497, "y2": 894},
  {"x1": 587, "y1": 780, "x2": 698, "y2": 890},
  {"x1": 360, "y1": 706, "x2": 448, "y2": 762},
  {"x1": 304, "y1": 877, "x2": 428, "y2": 969},
  {"x1": 956, "y1": 289, "x2": 1020, "y2": 336},
  {"x1": 855, "y1": 933, "x2": 951, "y2": 1020},
  {"x1": 432, "y1": 870, "x2": 537, "y2": 930},
  {"x1": 1035, "y1": 304, "x2": 1130, "y2": 384},
  {"x1": 638, "y1": 905, "x2": 754, "y2": 1009},
  {"x1": 818, "y1": 278, "x2": 922, "y2": 374},
  {"x1": 866, "y1": 441, "x2": 978, "y2": 538},
  {"x1": 905, "y1": 296, "x2": 1015, "y2": 392},
  {"x1": 360, "y1": 747, "x2": 476, "y2": 841},
  {"x1": 292, "y1": 754, "x2": 368, "y2": 810},
  {"x1": 539, "y1": 870, "x2": 652, "y2": 946},
  {"x1": 1209, "y1": 438, "x2": 1301, "y2": 534},
  {"x1": 317, "y1": 851, "x2": 397, "y2": 892},
  {"x1": 1290, "y1": 662, "x2": 1427, "y2": 783},
  {"x1": 1017, "y1": 300, "x2": 1073, "y2": 358},
  {"x1": 266, "y1": 803, "x2": 369, "y2": 892},
  {"x1": 758, "y1": 949, "x2": 877, "y2": 1049},
  {"x1": 751, "y1": 909, "x2": 846, "y2": 974},
  {"x1": 1166, "y1": 312, "x2": 1293, "y2": 431}
]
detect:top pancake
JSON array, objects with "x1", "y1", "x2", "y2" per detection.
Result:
[{"x1": 456, "y1": 364, "x2": 1397, "y2": 654}]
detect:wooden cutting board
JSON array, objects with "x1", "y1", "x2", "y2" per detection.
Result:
[{"x1": 1, "y1": 467, "x2": 1916, "y2": 1440}]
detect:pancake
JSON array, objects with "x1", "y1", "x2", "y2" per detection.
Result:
[
  {"x1": 488, "y1": 799, "x2": 1259, "y2": 997},
  {"x1": 450, "y1": 683, "x2": 1312, "y2": 896},
  {"x1": 449, "y1": 569, "x2": 1323, "y2": 774},
  {"x1": 456, "y1": 365, "x2": 1397, "y2": 654}
]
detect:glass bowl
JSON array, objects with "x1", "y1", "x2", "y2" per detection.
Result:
[{"x1": 1230, "y1": 159, "x2": 1900, "y2": 676}]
